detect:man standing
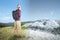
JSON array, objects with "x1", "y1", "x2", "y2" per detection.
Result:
[{"x1": 12, "y1": 4, "x2": 21, "y2": 35}]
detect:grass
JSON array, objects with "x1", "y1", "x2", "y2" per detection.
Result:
[{"x1": 0, "y1": 26, "x2": 26, "y2": 40}]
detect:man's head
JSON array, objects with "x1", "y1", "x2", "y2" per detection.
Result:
[{"x1": 17, "y1": 4, "x2": 21, "y2": 10}]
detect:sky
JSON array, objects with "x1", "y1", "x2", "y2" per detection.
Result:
[{"x1": 0, "y1": 0, "x2": 60, "y2": 23}]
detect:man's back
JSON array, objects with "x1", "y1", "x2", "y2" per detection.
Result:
[{"x1": 12, "y1": 9, "x2": 21, "y2": 21}]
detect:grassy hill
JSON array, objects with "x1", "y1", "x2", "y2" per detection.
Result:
[{"x1": 0, "y1": 26, "x2": 26, "y2": 40}]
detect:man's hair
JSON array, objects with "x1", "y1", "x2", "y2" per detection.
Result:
[{"x1": 17, "y1": 4, "x2": 20, "y2": 8}]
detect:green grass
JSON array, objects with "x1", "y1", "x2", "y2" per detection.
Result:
[{"x1": 0, "y1": 26, "x2": 26, "y2": 40}]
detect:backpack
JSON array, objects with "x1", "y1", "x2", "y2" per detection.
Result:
[{"x1": 12, "y1": 10, "x2": 19, "y2": 20}]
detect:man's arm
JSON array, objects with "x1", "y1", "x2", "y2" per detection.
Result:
[{"x1": 18, "y1": 10, "x2": 21, "y2": 17}]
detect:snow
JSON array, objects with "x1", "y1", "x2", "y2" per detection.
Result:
[
  {"x1": 26, "y1": 29, "x2": 60, "y2": 40},
  {"x1": 27, "y1": 20, "x2": 59, "y2": 29},
  {"x1": 24, "y1": 20, "x2": 60, "y2": 40}
]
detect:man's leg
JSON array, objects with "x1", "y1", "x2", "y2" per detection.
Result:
[
  {"x1": 14, "y1": 21, "x2": 17, "y2": 35},
  {"x1": 16, "y1": 21, "x2": 21, "y2": 35}
]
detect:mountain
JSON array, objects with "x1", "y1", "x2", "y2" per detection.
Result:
[
  {"x1": 24, "y1": 19, "x2": 59, "y2": 28},
  {"x1": 23, "y1": 19, "x2": 60, "y2": 35},
  {"x1": 26, "y1": 20, "x2": 60, "y2": 40},
  {"x1": 0, "y1": 23, "x2": 13, "y2": 27}
]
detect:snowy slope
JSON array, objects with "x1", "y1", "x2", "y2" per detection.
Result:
[
  {"x1": 27, "y1": 20, "x2": 59, "y2": 29},
  {"x1": 25, "y1": 20, "x2": 60, "y2": 40},
  {"x1": 26, "y1": 29, "x2": 60, "y2": 40}
]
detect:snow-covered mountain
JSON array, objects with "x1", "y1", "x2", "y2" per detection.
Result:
[
  {"x1": 24, "y1": 20, "x2": 60, "y2": 40},
  {"x1": 26, "y1": 29, "x2": 60, "y2": 40},
  {"x1": 23, "y1": 20, "x2": 60, "y2": 34},
  {"x1": 25, "y1": 20, "x2": 59, "y2": 29}
]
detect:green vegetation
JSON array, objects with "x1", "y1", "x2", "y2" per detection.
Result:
[
  {"x1": 0, "y1": 22, "x2": 26, "y2": 28},
  {"x1": 0, "y1": 26, "x2": 26, "y2": 40}
]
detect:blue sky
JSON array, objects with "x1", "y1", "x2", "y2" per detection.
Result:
[
  {"x1": 0, "y1": 0, "x2": 60, "y2": 23},
  {"x1": 28, "y1": 0, "x2": 60, "y2": 20},
  {"x1": 0, "y1": 0, "x2": 29, "y2": 23}
]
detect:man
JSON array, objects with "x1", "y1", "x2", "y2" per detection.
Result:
[{"x1": 12, "y1": 4, "x2": 21, "y2": 35}]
